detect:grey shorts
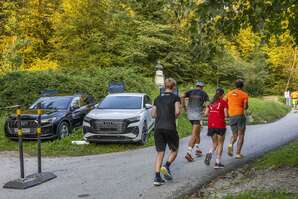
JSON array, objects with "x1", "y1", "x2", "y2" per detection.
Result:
[{"x1": 229, "y1": 115, "x2": 246, "y2": 133}]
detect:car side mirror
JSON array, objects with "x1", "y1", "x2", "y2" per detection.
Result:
[
  {"x1": 145, "y1": 104, "x2": 153, "y2": 109},
  {"x1": 71, "y1": 104, "x2": 80, "y2": 111}
]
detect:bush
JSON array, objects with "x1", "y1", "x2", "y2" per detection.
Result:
[{"x1": 0, "y1": 68, "x2": 158, "y2": 109}]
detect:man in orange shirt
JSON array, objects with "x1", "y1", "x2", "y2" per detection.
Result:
[{"x1": 225, "y1": 80, "x2": 248, "y2": 159}]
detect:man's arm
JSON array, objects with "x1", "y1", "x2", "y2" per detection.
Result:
[
  {"x1": 175, "y1": 101, "x2": 181, "y2": 118},
  {"x1": 151, "y1": 105, "x2": 157, "y2": 118},
  {"x1": 204, "y1": 106, "x2": 209, "y2": 116},
  {"x1": 224, "y1": 108, "x2": 228, "y2": 117},
  {"x1": 244, "y1": 94, "x2": 249, "y2": 110}
]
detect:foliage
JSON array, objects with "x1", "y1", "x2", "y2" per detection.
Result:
[
  {"x1": 0, "y1": 0, "x2": 297, "y2": 96},
  {"x1": 0, "y1": 68, "x2": 157, "y2": 109}
]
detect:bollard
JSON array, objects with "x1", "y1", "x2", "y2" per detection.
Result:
[
  {"x1": 16, "y1": 107, "x2": 25, "y2": 179},
  {"x1": 37, "y1": 109, "x2": 42, "y2": 173},
  {"x1": 3, "y1": 107, "x2": 56, "y2": 189}
]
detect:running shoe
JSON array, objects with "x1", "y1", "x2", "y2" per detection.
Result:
[
  {"x1": 160, "y1": 166, "x2": 173, "y2": 181},
  {"x1": 185, "y1": 153, "x2": 194, "y2": 162},
  {"x1": 227, "y1": 144, "x2": 233, "y2": 157},
  {"x1": 235, "y1": 154, "x2": 244, "y2": 159},
  {"x1": 214, "y1": 163, "x2": 225, "y2": 169},
  {"x1": 153, "y1": 176, "x2": 165, "y2": 186},
  {"x1": 195, "y1": 149, "x2": 203, "y2": 157},
  {"x1": 204, "y1": 152, "x2": 212, "y2": 165}
]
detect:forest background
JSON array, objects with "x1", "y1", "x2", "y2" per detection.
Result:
[{"x1": 0, "y1": 0, "x2": 297, "y2": 107}]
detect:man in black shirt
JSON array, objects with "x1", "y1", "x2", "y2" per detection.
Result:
[{"x1": 151, "y1": 78, "x2": 181, "y2": 186}]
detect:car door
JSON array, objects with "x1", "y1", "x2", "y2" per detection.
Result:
[
  {"x1": 71, "y1": 95, "x2": 95, "y2": 127},
  {"x1": 144, "y1": 95, "x2": 154, "y2": 129}
]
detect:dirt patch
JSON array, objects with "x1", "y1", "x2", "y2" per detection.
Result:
[
  {"x1": 0, "y1": 151, "x2": 31, "y2": 158},
  {"x1": 188, "y1": 166, "x2": 298, "y2": 199}
]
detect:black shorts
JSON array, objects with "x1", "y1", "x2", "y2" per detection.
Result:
[
  {"x1": 207, "y1": 128, "x2": 226, "y2": 137},
  {"x1": 190, "y1": 120, "x2": 200, "y2": 125},
  {"x1": 154, "y1": 129, "x2": 179, "y2": 152}
]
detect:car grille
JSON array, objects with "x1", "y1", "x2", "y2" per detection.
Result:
[
  {"x1": 8, "y1": 120, "x2": 38, "y2": 128},
  {"x1": 7, "y1": 119, "x2": 39, "y2": 135},
  {"x1": 90, "y1": 119, "x2": 127, "y2": 134}
]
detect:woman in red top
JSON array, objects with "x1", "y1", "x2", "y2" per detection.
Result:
[{"x1": 204, "y1": 88, "x2": 228, "y2": 169}]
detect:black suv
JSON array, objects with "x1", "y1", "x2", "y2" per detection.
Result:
[{"x1": 4, "y1": 92, "x2": 95, "y2": 140}]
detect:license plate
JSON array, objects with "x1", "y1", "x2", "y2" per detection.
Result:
[{"x1": 14, "y1": 128, "x2": 31, "y2": 134}]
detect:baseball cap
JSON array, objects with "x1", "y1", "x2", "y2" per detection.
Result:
[
  {"x1": 196, "y1": 81, "x2": 205, "y2": 87},
  {"x1": 216, "y1": 87, "x2": 224, "y2": 95}
]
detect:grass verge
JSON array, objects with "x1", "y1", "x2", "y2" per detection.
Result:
[
  {"x1": 253, "y1": 139, "x2": 298, "y2": 169},
  {"x1": 0, "y1": 113, "x2": 191, "y2": 157},
  {"x1": 223, "y1": 140, "x2": 298, "y2": 199},
  {"x1": 248, "y1": 98, "x2": 290, "y2": 124},
  {"x1": 0, "y1": 97, "x2": 290, "y2": 157},
  {"x1": 225, "y1": 190, "x2": 298, "y2": 199}
]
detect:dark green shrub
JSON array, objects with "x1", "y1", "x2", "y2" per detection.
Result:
[{"x1": 0, "y1": 68, "x2": 157, "y2": 109}]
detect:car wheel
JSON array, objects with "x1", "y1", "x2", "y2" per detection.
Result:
[
  {"x1": 58, "y1": 121, "x2": 70, "y2": 139},
  {"x1": 138, "y1": 124, "x2": 148, "y2": 145}
]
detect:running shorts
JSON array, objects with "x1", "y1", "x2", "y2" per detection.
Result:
[
  {"x1": 207, "y1": 128, "x2": 226, "y2": 137},
  {"x1": 229, "y1": 115, "x2": 246, "y2": 133},
  {"x1": 154, "y1": 129, "x2": 179, "y2": 152}
]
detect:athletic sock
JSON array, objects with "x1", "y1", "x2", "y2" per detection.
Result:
[
  {"x1": 187, "y1": 147, "x2": 192, "y2": 154},
  {"x1": 165, "y1": 161, "x2": 171, "y2": 168},
  {"x1": 216, "y1": 158, "x2": 220, "y2": 164},
  {"x1": 155, "y1": 172, "x2": 161, "y2": 178}
]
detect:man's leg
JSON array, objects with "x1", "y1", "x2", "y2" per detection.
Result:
[
  {"x1": 194, "y1": 123, "x2": 203, "y2": 156},
  {"x1": 161, "y1": 132, "x2": 179, "y2": 180},
  {"x1": 186, "y1": 122, "x2": 200, "y2": 161},
  {"x1": 228, "y1": 131, "x2": 238, "y2": 156},
  {"x1": 236, "y1": 128, "x2": 245, "y2": 157},
  {"x1": 154, "y1": 131, "x2": 166, "y2": 186},
  {"x1": 155, "y1": 151, "x2": 165, "y2": 174}
]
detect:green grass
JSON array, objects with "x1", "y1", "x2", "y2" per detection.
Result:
[
  {"x1": 0, "y1": 113, "x2": 192, "y2": 157},
  {"x1": 253, "y1": 139, "x2": 298, "y2": 170},
  {"x1": 225, "y1": 190, "x2": 298, "y2": 199},
  {"x1": 223, "y1": 140, "x2": 298, "y2": 199},
  {"x1": 248, "y1": 98, "x2": 290, "y2": 124}
]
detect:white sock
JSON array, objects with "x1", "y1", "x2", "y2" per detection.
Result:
[
  {"x1": 195, "y1": 144, "x2": 200, "y2": 149},
  {"x1": 216, "y1": 158, "x2": 220, "y2": 164},
  {"x1": 187, "y1": 147, "x2": 192, "y2": 154}
]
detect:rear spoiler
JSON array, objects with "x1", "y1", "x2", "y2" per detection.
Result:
[
  {"x1": 40, "y1": 89, "x2": 60, "y2": 97},
  {"x1": 108, "y1": 81, "x2": 125, "y2": 94}
]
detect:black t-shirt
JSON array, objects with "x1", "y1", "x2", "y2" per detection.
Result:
[
  {"x1": 154, "y1": 92, "x2": 181, "y2": 131},
  {"x1": 184, "y1": 89, "x2": 209, "y2": 110}
]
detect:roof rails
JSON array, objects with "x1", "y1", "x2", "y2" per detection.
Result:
[{"x1": 108, "y1": 81, "x2": 125, "y2": 94}]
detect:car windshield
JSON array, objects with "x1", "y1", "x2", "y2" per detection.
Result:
[
  {"x1": 30, "y1": 96, "x2": 73, "y2": 110},
  {"x1": 98, "y1": 96, "x2": 142, "y2": 109}
]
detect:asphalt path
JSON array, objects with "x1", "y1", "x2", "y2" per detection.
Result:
[{"x1": 1, "y1": 112, "x2": 298, "y2": 199}]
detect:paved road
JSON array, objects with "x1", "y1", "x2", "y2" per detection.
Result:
[{"x1": 1, "y1": 112, "x2": 298, "y2": 199}]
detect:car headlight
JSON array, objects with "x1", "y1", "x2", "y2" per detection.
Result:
[
  {"x1": 41, "y1": 117, "x2": 57, "y2": 124},
  {"x1": 84, "y1": 116, "x2": 92, "y2": 122},
  {"x1": 127, "y1": 116, "x2": 141, "y2": 123}
]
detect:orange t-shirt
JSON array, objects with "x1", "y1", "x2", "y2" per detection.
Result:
[
  {"x1": 291, "y1": 92, "x2": 298, "y2": 99},
  {"x1": 225, "y1": 89, "x2": 248, "y2": 117}
]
